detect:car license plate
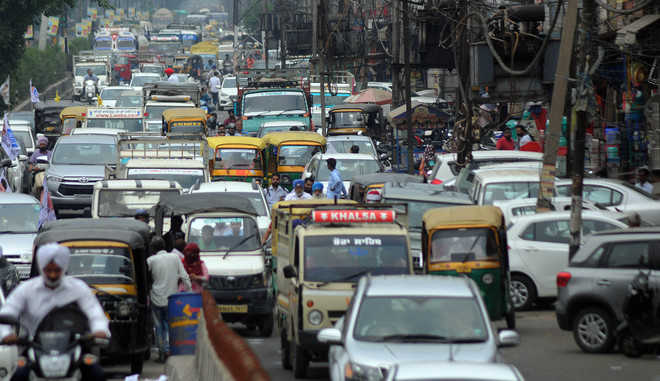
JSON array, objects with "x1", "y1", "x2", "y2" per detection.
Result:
[
  {"x1": 456, "y1": 264, "x2": 472, "y2": 273},
  {"x1": 218, "y1": 305, "x2": 248, "y2": 313}
]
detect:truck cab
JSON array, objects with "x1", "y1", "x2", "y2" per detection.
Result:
[{"x1": 274, "y1": 201, "x2": 412, "y2": 378}]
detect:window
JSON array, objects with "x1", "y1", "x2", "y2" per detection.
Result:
[
  {"x1": 512, "y1": 206, "x2": 537, "y2": 217},
  {"x1": 431, "y1": 228, "x2": 498, "y2": 262},
  {"x1": 574, "y1": 246, "x2": 607, "y2": 267},
  {"x1": 605, "y1": 242, "x2": 649, "y2": 269},
  {"x1": 188, "y1": 217, "x2": 260, "y2": 252},
  {"x1": 557, "y1": 185, "x2": 624, "y2": 206},
  {"x1": 582, "y1": 219, "x2": 621, "y2": 235},
  {"x1": 523, "y1": 220, "x2": 570, "y2": 244},
  {"x1": 482, "y1": 182, "x2": 539, "y2": 205}
]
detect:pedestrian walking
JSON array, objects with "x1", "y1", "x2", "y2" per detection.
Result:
[
  {"x1": 163, "y1": 215, "x2": 184, "y2": 252},
  {"x1": 285, "y1": 179, "x2": 312, "y2": 200},
  {"x1": 179, "y1": 243, "x2": 209, "y2": 293},
  {"x1": 326, "y1": 158, "x2": 347, "y2": 199},
  {"x1": 208, "y1": 71, "x2": 221, "y2": 108},
  {"x1": 265, "y1": 174, "x2": 288, "y2": 208},
  {"x1": 146, "y1": 237, "x2": 191, "y2": 363}
]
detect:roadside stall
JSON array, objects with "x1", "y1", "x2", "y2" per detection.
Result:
[
  {"x1": 206, "y1": 136, "x2": 266, "y2": 182},
  {"x1": 262, "y1": 131, "x2": 326, "y2": 190},
  {"x1": 161, "y1": 108, "x2": 208, "y2": 137},
  {"x1": 60, "y1": 106, "x2": 89, "y2": 135},
  {"x1": 85, "y1": 107, "x2": 144, "y2": 132},
  {"x1": 326, "y1": 104, "x2": 384, "y2": 137}
]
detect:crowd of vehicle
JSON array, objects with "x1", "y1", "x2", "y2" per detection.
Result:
[{"x1": 1, "y1": 8, "x2": 660, "y2": 381}]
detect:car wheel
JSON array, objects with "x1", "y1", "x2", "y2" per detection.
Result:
[
  {"x1": 280, "y1": 329, "x2": 292, "y2": 370},
  {"x1": 510, "y1": 274, "x2": 536, "y2": 310},
  {"x1": 291, "y1": 342, "x2": 308, "y2": 379},
  {"x1": 573, "y1": 307, "x2": 616, "y2": 353}
]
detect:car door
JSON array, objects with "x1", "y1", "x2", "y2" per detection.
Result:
[{"x1": 517, "y1": 218, "x2": 570, "y2": 297}]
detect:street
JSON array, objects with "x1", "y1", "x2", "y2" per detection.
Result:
[{"x1": 244, "y1": 309, "x2": 660, "y2": 381}]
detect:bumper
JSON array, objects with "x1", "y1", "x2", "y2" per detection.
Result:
[
  {"x1": 50, "y1": 194, "x2": 92, "y2": 210},
  {"x1": 555, "y1": 309, "x2": 571, "y2": 331},
  {"x1": 298, "y1": 329, "x2": 328, "y2": 358},
  {"x1": 207, "y1": 287, "x2": 274, "y2": 320}
]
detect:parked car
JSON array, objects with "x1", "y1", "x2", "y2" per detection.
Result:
[
  {"x1": 431, "y1": 151, "x2": 543, "y2": 184},
  {"x1": 507, "y1": 211, "x2": 628, "y2": 309},
  {"x1": 219, "y1": 76, "x2": 248, "y2": 111},
  {"x1": 470, "y1": 169, "x2": 542, "y2": 205},
  {"x1": 0, "y1": 192, "x2": 40, "y2": 280},
  {"x1": 556, "y1": 178, "x2": 660, "y2": 225},
  {"x1": 453, "y1": 161, "x2": 542, "y2": 194},
  {"x1": 494, "y1": 197, "x2": 606, "y2": 224},
  {"x1": 555, "y1": 228, "x2": 660, "y2": 353},
  {"x1": 317, "y1": 275, "x2": 519, "y2": 381}
]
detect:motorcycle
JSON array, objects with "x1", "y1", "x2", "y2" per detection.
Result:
[
  {"x1": 81, "y1": 80, "x2": 97, "y2": 105},
  {"x1": 0, "y1": 305, "x2": 108, "y2": 381},
  {"x1": 617, "y1": 265, "x2": 660, "y2": 357},
  {"x1": 31, "y1": 156, "x2": 49, "y2": 198}
]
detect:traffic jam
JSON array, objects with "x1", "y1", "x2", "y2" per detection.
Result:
[{"x1": 1, "y1": 2, "x2": 660, "y2": 381}]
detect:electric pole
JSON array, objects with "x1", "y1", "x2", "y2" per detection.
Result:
[
  {"x1": 263, "y1": 0, "x2": 268, "y2": 69},
  {"x1": 403, "y1": 0, "x2": 413, "y2": 174},
  {"x1": 391, "y1": 0, "x2": 400, "y2": 106},
  {"x1": 536, "y1": 0, "x2": 579, "y2": 212}
]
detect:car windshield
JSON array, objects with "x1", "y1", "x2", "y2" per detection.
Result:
[
  {"x1": 431, "y1": 228, "x2": 498, "y2": 262},
  {"x1": 67, "y1": 247, "x2": 134, "y2": 283},
  {"x1": 304, "y1": 235, "x2": 408, "y2": 282},
  {"x1": 482, "y1": 182, "x2": 539, "y2": 205},
  {"x1": 131, "y1": 75, "x2": 160, "y2": 87},
  {"x1": 214, "y1": 148, "x2": 262, "y2": 170},
  {"x1": 243, "y1": 91, "x2": 307, "y2": 114},
  {"x1": 94, "y1": 39, "x2": 113, "y2": 50},
  {"x1": 222, "y1": 78, "x2": 247, "y2": 88},
  {"x1": 75, "y1": 65, "x2": 106, "y2": 76},
  {"x1": 145, "y1": 105, "x2": 193, "y2": 120},
  {"x1": 117, "y1": 39, "x2": 135, "y2": 49},
  {"x1": 97, "y1": 189, "x2": 180, "y2": 217},
  {"x1": 277, "y1": 145, "x2": 321, "y2": 166},
  {"x1": 387, "y1": 199, "x2": 460, "y2": 229},
  {"x1": 12, "y1": 130, "x2": 33, "y2": 150},
  {"x1": 0, "y1": 203, "x2": 40, "y2": 233},
  {"x1": 317, "y1": 159, "x2": 380, "y2": 181},
  {"x1": 188, "y1": 217, "x2": 261, "y2": 252},
  {"x1": 116, "y1": 94, "x2": 143, "y2": 107},
  {"x1": 353, "y1": 296, "x2": 488, "y2": 342},
  {"x1": 328, "y1": 140, "x2": 375, "y2": 156},
  {"x1": 142, "y1": 66, "x2": 162, "y2": 74},
  {"x1": 150, "y1": 42, "x2": 181, "y2": 54},
  {"x1": 52, "y1": 143, "x2": 118, "y2": 165},
  {"x1": 126, "y1": 168, "x2": 204, "y2": 190},
  {"x1": 86, "y1": 118, "x2": 142, "y2": 132},
  {"x1": 100, "y1": 88, "x2": 128, "y2": 100}
]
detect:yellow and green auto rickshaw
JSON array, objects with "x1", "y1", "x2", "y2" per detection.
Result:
[
  {"x1": 326, "y1": 103, "x2": 384, "y2": 136},
  {"x1": 33, "y1": 218, "x2": 152, "y2": 374},
  {"x1": 60, "y1": 106, "x2": 88, "y2": 135},
  {"x1": 262, "y1": 131, "x2": 326, "y2": 190},
  {"x1": 206, "y1": 136, "x2": 266, "y2": 182},
  {"x1": 162, "y1": 108, "x2": 208, "y2": 136},
  {"x1": 422, "y1": 205, "x2": 515, "y2": 329}
]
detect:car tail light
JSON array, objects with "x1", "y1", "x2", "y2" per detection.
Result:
[
  {"x1": 143, "y1": 112, "x2": 149, "y2": 117},
  {"x1": 557, "y1": 272, "x2": 571, "y2": 288},
  {"x1": 430, "y1": 179, "x2": 442, "y2": 185}
]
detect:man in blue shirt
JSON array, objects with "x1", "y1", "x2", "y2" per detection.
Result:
[{"x1": 326, "y1": 158, "x2": 347, "y2": 200}]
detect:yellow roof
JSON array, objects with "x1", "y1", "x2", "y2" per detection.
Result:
[
  {"x1": 272, "y1": 199, "x2": 358, "y2": 215},
  {"x1": 423, "y1": 205, "x2": 503, "y2": 229},
  {"x1": 207, "y1": 136, "x2": 266, "y2": 150},
  {"x1": 262, "y1": 131, "x2": 326, "y2": 146},
  {"x1": 190, "y1": 41, "x2": 218, "y2": 54},
  {"x1": 162, "y1": 108, "x2": 207, "y2": 121},
  {"x1": 60, "y1": 106, "x2": 88, "y2": 119}
]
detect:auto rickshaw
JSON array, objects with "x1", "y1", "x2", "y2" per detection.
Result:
[
  {"x1": 207, "y1": 136, "x2": 266, "y2": 182},
  {"x1": 262, "y1": 131, "x2": 326, "y2": 190},
  {"x1": 421, "y1": 205, "x2": 516, "y2": 329},
  {"x1": 326, "y1": 103, "x2": 384, "y2": 136},
  {"x1": 161, "y1": 108, "x2": 208, "y2": 137},
  {"x1": 32, "y1": 218, "x2": 152, "y2": 374},
  {"x1": 60, "y1": 106, "x2": 88, "y2": 135},
  {"x1": 172, "y1": 55, "x2": 190, "y2": 73},
  {"x1": 348, "y1": 172, "x2": 423, "y2": 202},
  {"x1": 34, "y1": 100, "x2": 86, "y2": 148}
]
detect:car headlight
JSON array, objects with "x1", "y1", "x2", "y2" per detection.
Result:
[
  {"x1": 345, "y1": 362, "x2": 386, "y2": 381},
  {"x1": 482, "y1": 273, "x2": 494, "y2": 285},
  {"x1": 39, "y1": 354, "x2": 70, "y2": 378},
  {"x1": 308, "y1": 309, "x2": 323, "y2": 325},
  {"x1": 47, "y1": 175, "x2": 63, "y2": 183},
  {"x1": 20, "y1": 252, "x2": 31, "y2": 262}
]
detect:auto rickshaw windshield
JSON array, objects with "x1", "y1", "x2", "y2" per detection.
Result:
[
  {"x1": 277, "y1": 145, "x2": 320, "y2": 166},
  {"x1": 214, "y1": 148, "x2": 262, "y2": 170},
  {"x1": 67, "y1": 246, "x2": 135, "y2": 282},
  {"x1": 430, "y1": 228, "x2": 498, "y2": 263}
]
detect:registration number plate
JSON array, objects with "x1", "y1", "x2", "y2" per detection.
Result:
[{"x1": 218, "y1": 305, "x2": 248, "y2": 313}]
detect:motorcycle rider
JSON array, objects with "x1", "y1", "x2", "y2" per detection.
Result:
[
  {"x1": 82, "y1": 69, "x2": 99, "y2": 95},
  {"x1": 28, "y1": 136, "x2": 51, "y2": 195},
  {"x1": 0, "y1": 243, "x2": 110, "y2": 381}
]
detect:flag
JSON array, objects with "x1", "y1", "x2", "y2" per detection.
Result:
[
  {"x1": 29, "y1": 79, "x2": 40, "y2": 104},
  {"x1": 38, "y1": 182, "x2": 56, "y2": 227},
  {"x1": 54, "y1": 90, "x2": 61, "y2": 103},
  {"x1": 1, "y1": 113, "x2": 19, "y2": 161},
  {"x1": 0, "y1": 170, "x2": 10, "y2": 193},
  {"x1": 0, "y1": 76, "x2": 9, "y2": 105}
]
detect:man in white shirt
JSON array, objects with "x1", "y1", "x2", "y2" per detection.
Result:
[
  {"x1": 635, "y1": 167, "x2": 654, "y2": 193},
  {"x1": 265, "y1": 174, "x2": 288, "y2": 208},
  {"x1": 208, "y1": 71, "x2": 221, "y2": 108},
  {"x1": 0, "y1": 243, "x2": 110, "y2": 381},
  {"x1": 147, "y1": 237, "x2": 191, "y2": 362},
  {"x1": 285, "y1": 179, "x2": 313, "y2": 201}
]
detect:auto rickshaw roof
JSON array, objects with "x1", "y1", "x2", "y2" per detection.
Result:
[
  {"x1": 162, "y1": 108, "x2": 207, "y2": 121},
  {"x1": 155, "y1": 193, "x2": 258, "y2": 216},
  {"x1": 262, "y1": 131, "x2": 326, "y2": 146},
  {"x1": 59, "y1": 106, "x2": 89, "y2": 119},
  {"x1": 351, "y1": 173, "x2": 422, "y2": 188},
  {"x1": 34, "y1": 228, "x2": 147, "y2": 250},
  {"x1": 330, "y1": 103, "x2": 381, "y2": 113},
  {"x1": 422, "y1": 205, "x2": 503, "y2": 230},
  {"x1": 39, "y1": 218, "x2": 150, "y2": 247},
  {"x1": 35, "y1": 100, "x2": 86, "y2": 113},
  {"x1": 207, "y1": 136, "x2": 266, "y2": 150}
]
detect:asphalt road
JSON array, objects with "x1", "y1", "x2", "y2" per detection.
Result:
[{"x1": 245, "y1": 310, "x2": 660, "y2": 381}]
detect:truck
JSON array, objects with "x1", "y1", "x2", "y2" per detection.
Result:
[
  {"x1": 72, "y1": 53, "x2": 111, "y2": 101},
  {"x1": 273, "y1": 201, "x2": 413, "y2": 378},
  {"x1": 234, "y1": 70, "x2": 313, "y2": 136},
  {"x1": 142, "y1": 82, "x2": 200, "y2": 132}
]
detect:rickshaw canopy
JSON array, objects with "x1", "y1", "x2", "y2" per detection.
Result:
[
  {"x1": 423, "y1": 205, "x2": 503, "y2": 230},
  {"x1": 162, "y1": 107, "x2": 207, "y2": 121},
  {"x1": 329, "y1": 103, "x2": 382, "y2": 114},
  {"x1": 59, "y1": 106, "x2": 88, "y2": 120},
  {"x1": 262, "y1": 131, "x2": 326, "y2": 147},
  {"x1": 38, "y1": 218, "x2": 151, "y2": 247},
  {"x1": 34, "y1": 228, "x2": 147, "y2": 251},
  {"x1": 207, "y1": 136, "x2": 266, "y2": 150}
]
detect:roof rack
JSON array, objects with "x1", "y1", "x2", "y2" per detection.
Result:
[{"x1": 116, "y1": 133, "x2": 209, "y2": 161}]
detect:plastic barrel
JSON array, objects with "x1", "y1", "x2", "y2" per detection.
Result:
[{"x1": 168, "y1": 292, "x2": 203, "y2": 355}]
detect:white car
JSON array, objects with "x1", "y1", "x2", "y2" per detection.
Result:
[
  {"x1": 493, "y1": 197, "x2": 605, "y2": 224},
  {"x1": 326, "y1": 135, "x2": 379, "y2": 158},
  {"x1": 431, "y1": 151, "x2": 543, "y2": 184},
  {"x1": 555, "y1": 178, "x2": 660, "y2": 225},
  {"x1": 303, "y1": 153, "x2": 383, "y2": 196},
  {"x1": 218, "y1": 76, "x2": 247, "y2": 111},
  {"x1": 469, "y1": 169, "x2": 542, "y2": 205},
  {"x1": 98, "y1": 86, "x2": 133, "y2": 108},
  {"x1": 129, "y1": 73, "x2": 161, "y2": 88},
  {"x1": 507, "y1": 211, "x2": 628, "y2": 309}
]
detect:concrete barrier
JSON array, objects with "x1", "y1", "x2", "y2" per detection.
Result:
[{"x1": 166, "y1": 291, "x2": 270, "y2": 381}]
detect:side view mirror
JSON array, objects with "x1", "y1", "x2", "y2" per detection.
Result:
[
  {"x1": 283, "y1": 264, "x2": 297, "y2": 279},
  {"x1": 317, "y1": 328, "x2": 342, "y2": 345},
  {"x1": 0, "y1": 159, "x2": 11, "y2": 169},
  {"x1": 497, "y1": 329, "x2": 520, "y2": 348}
]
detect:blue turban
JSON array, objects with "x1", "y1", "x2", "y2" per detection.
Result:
[
  {"x1": 312, "y1": 182, "x2": 323, "y2": 191},
  {"x1": 293, "y1": 179, "x2": 304, "y2": 188}
]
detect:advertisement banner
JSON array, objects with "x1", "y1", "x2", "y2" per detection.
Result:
[
  {"x1": 24, "y1": 25, "x2": 33, "y2": 40},
  {"x1": 46, "y1": 17, "x2": 59, "y2": 36},
  {"x1": 105, "y1": 9, "x2": 114, "y2": 18},
  {"x1": 75, "y1": 23, "x2": 83, "y2": 37},
  {"x1": 119, "y1": 8, "x2": 125, "y2": 17},
  {"x1": 88, "y1": 7, "x2": 98, "y2": 21},
  {"x1": 128, "y1": 8, "x2": 136, "y2": 18}
]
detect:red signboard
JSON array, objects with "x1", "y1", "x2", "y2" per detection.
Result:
[{"x1": 312, "y1": 210, "x2": 395, "y2": 223}]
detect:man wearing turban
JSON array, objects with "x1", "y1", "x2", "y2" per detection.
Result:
[{"x1": 284, "y1": 179, "x2": 312, "y2": 201}]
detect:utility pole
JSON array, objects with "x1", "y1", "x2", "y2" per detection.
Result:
[
  {"x1": 403, "y1": 0, "x2": 413, "y2": 174},
  {"x1": 569, "y1": 0, "x2": 596, "y2": 260},
  {"x1": 391, "y1": 0, "x2": 400, "y2": 106},
  {"x1": 233, "y1": 0, "x2": 239, "y2": 74},
  {"x1": 456, "y1": 0, "x2": 472, "y2": 170},
  {"x1": 263, "y1": 0, "x2": 268, "y2": 69},
  {"x1": 536, "y1": 0, "x2": 579, "y2": 212}
]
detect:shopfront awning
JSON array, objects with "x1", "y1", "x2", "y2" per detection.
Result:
[
  {"x1": 616, "y1": 14, "x2": 660, "y2": 47},
  {"x1": 387, "y1": 101, "x2": 450, "y2": 126}
]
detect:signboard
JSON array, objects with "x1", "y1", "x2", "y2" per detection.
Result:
[
  {"x1": 312, "y1": 209, "x2": 395, "y2": 223},
  {"x1": 87, "y1": 7, "x2": 98, "y2": 21},
  {"x1": 128, "y1": 168, "x2": 203, "y2": 175},
  {"x1": 24, "y1": 25, "x2": 33, "y2": 40},
  {"x1": 46, "y1": 17, "x2": 59, "y2": 36},
  {"x1": 87, "y1": 108, "x2": 142, "y2": 119},
  {"x1": 128, "y1": 8, "x2": 136, "y2": 18}
]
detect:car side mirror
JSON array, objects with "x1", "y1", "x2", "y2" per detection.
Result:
[
  {"x1": 283, "y1": 264, "x2": 297, "y2": 279},
  {"x1": 0, "y1": 159, "x2": 11, "y2": 168},
  {"x1": 317, "y1": 328, "x2": 342, "y2": 345},
  {"x1": 497, "y1": 329, "x2": 520, "y2": 348}
]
